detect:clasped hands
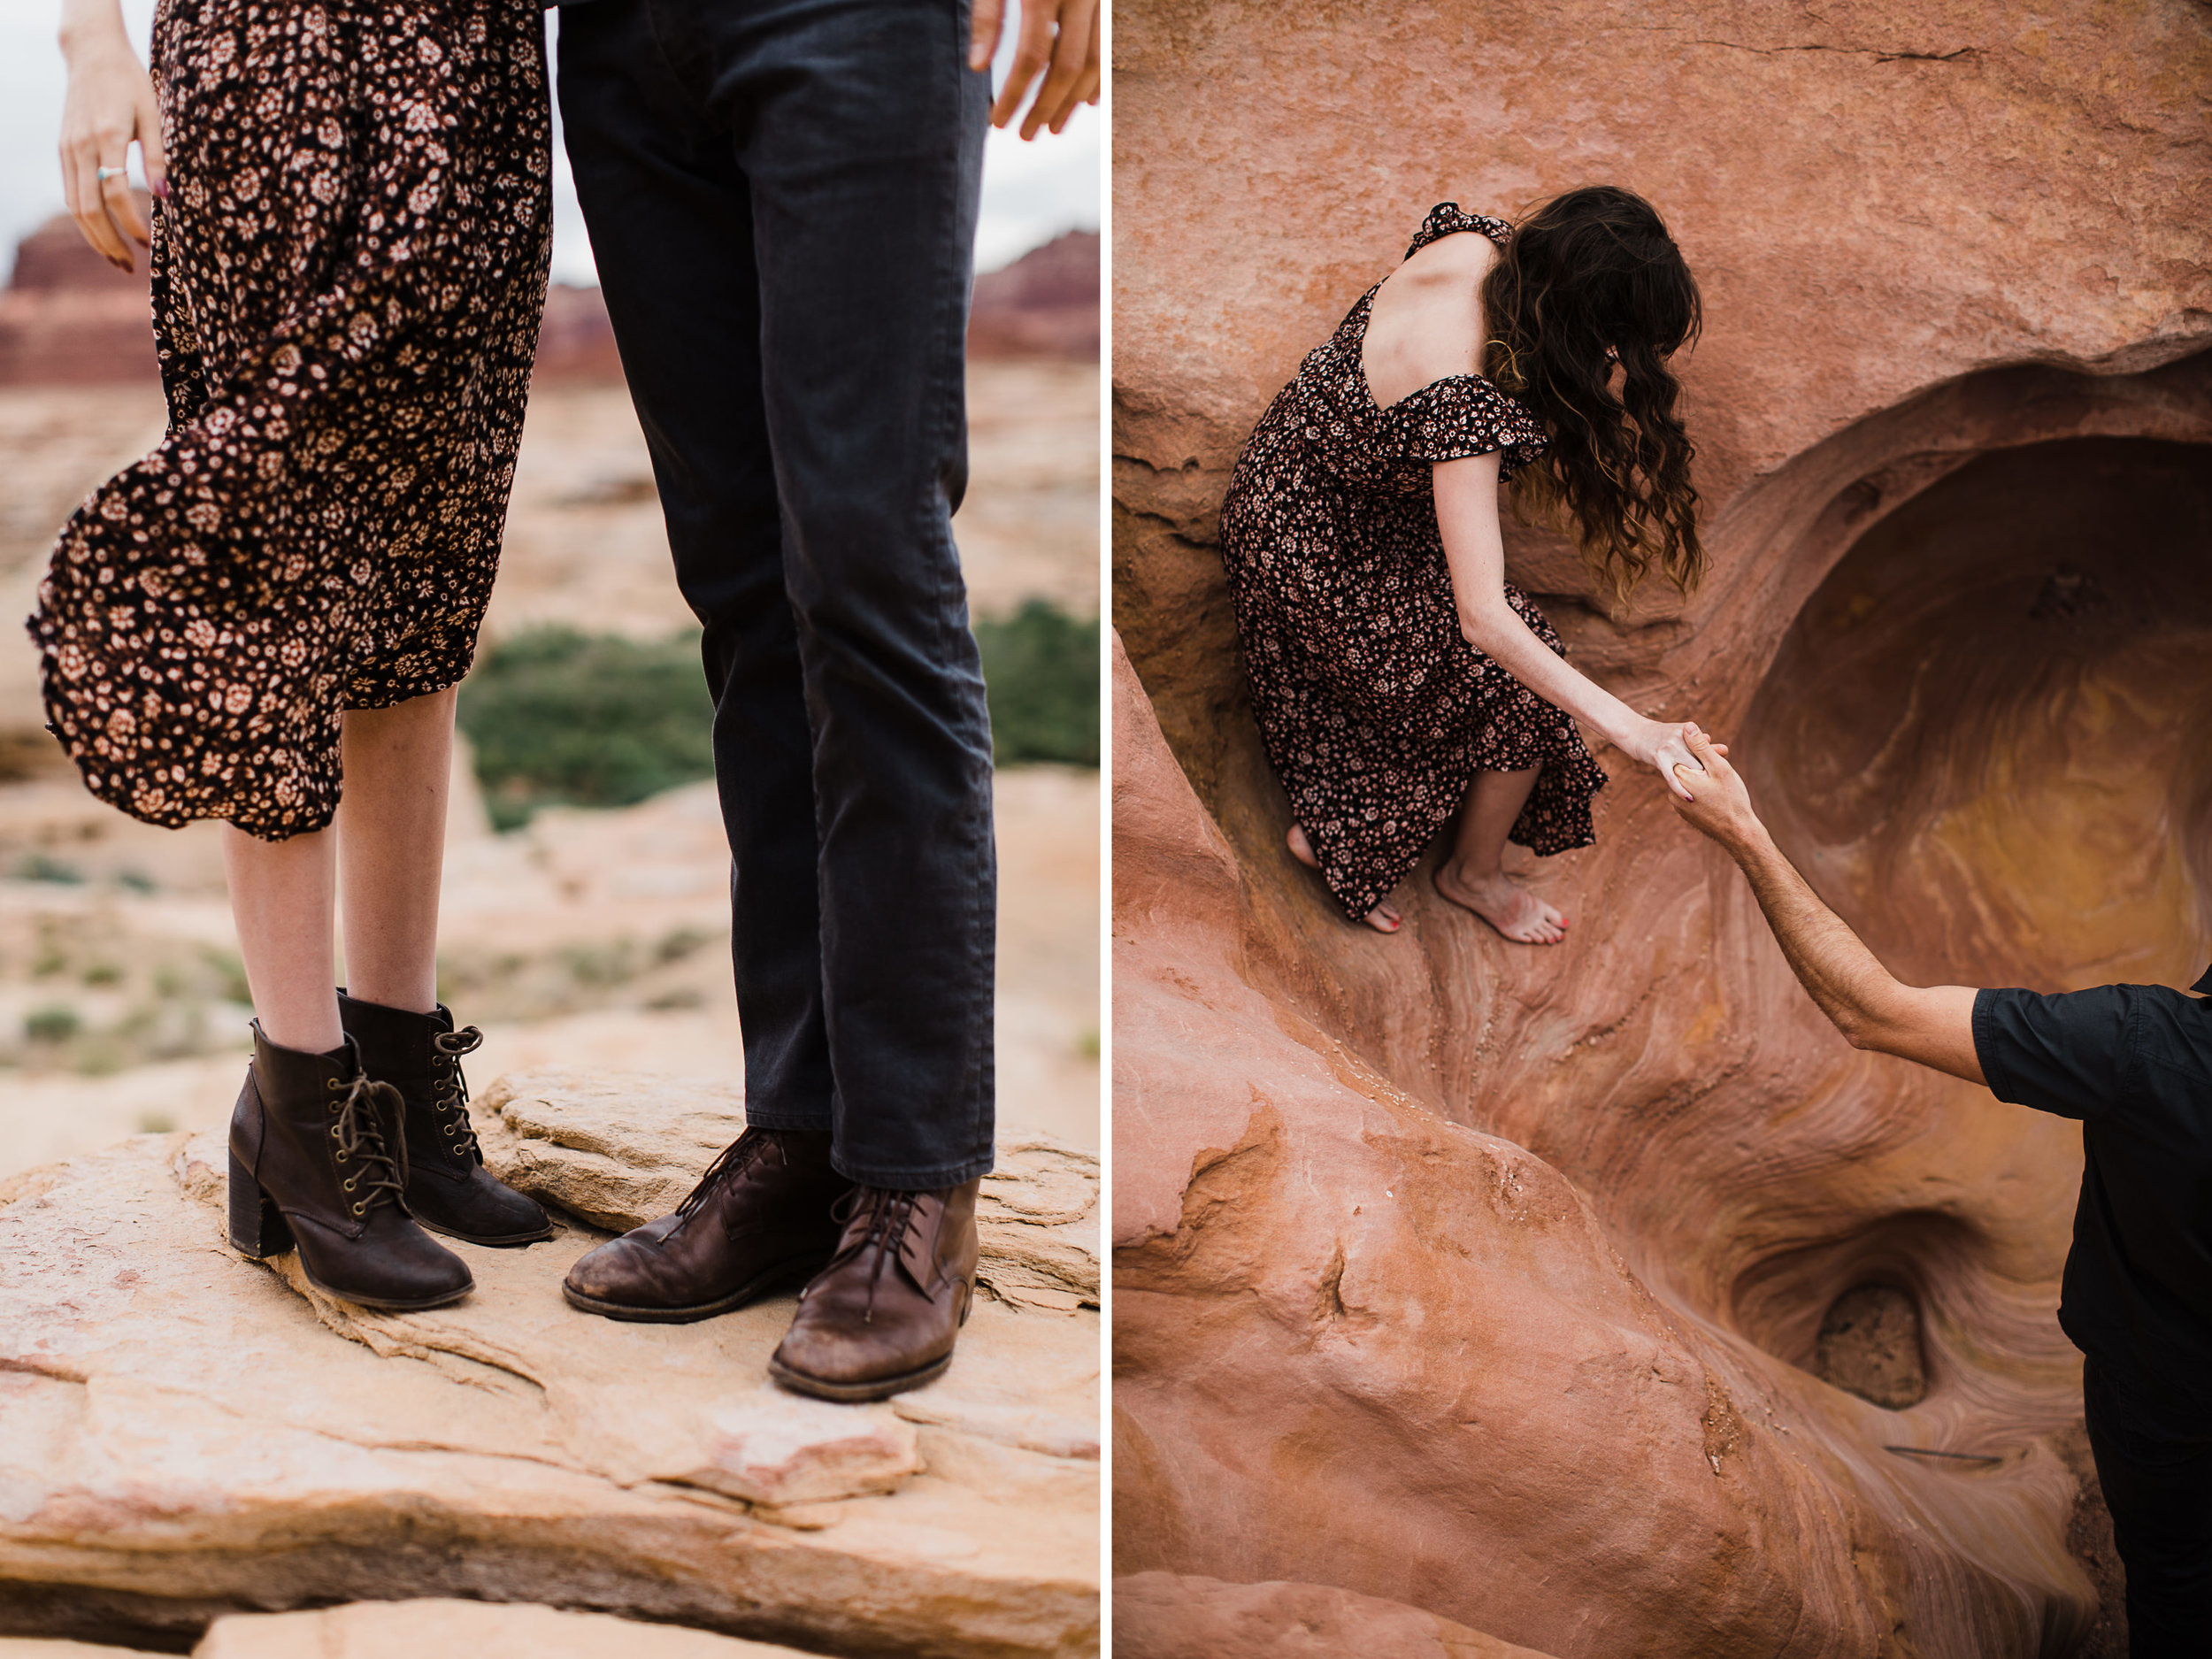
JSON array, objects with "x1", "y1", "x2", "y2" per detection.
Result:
[
  {"x1": 1623, "y1": 720, "x2": 1767, "y2": 849},
  {"x1": 1665, "y1": 725, "x2": 1767, "y2": 852}
]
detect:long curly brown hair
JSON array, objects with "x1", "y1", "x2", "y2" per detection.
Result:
[{"x1": 1480, "y1": 185, "x2": 1705, "y2": 607}]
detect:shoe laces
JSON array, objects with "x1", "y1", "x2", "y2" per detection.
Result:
[
  {"x1": 673, "y1": 1128, "x2": 772, "y2": 1221},
  {"x1": 429, "y1": 1026, "x2": 484, "y2": 1163},
  {"x1": 326, "y1": 1071, "x2": 409, "y2": 1219},
  {"x1": 827, "y1": 1186, "x2": 922, "y2": 1325}
]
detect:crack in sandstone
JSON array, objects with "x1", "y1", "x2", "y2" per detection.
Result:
[
  {"x1": 0, "y1": 1354, "x2": 91, "y2": 1385},
  {"x1": 1315, "y1": 1242, "x2": 1350, "y2": 1325},
  {"x1": 1610, "y1": 24, "x2": 1980, "y2": 64},
  {"x1": 1695, "y1": 42, "x2": 1977, "y2": 63}
]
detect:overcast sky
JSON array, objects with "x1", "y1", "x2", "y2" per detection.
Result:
[{"x1": 0, "y1": 0, "x2": 1099, "y2": 285}]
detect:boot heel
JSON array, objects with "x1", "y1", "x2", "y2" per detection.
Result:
[{"x1": 227, "y1": 1148, "x2": 293, "y2": 1257}]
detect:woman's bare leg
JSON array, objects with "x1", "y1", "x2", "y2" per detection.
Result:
[
  {"x1": 223, "y1": 824, "x2": 342, "y2": 1053},
  {"x1": 1432, "y1": 766, "x2": 1569, "y2": 945},
  {"x1": 222, "y1": 687, "x2": 456, "y2": 1053},
  {"x1": 1286, "y1": 824, "x2": 1401, "y2": 933},
  {"x1": 336, "y1": 687, "x2": 457, "y2": 1014}
]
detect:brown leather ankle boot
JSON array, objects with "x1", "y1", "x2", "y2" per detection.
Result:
[
  {"x1": 767, "y1": 1179, "x2": 981, "y2": 1402},
  {"x1": 562, "y1": 1126, "x2": 849, "y2": 1322},
  {"x1": 227, "y1": 1022, "x2": 474, "y2": 1310},
  {"x1": 337, "y1": 992, "x2": 552, "y2": 1248}
]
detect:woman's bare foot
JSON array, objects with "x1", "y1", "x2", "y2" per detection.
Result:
[
  {"x1": 1432, "y1": 857, "x2": 1567, "y2": 944},
  {"x1": 1286, "y1": 824, "x2": 1401, "y2": 933}
]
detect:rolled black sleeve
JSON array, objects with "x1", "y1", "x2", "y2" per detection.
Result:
[{"x1": 1973, "y1": 985, "x2": 2136, "y2": 1121}]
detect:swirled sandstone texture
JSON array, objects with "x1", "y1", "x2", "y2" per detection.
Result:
[{"x1": 1111, "y1": 3, "x2": 2212, "y2": 1655}]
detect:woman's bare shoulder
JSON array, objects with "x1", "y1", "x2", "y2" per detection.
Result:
[
  {"x1": 1379, "y1": 228, "x2": 1496, "y2": 325},
  {"x1": 1407, "y1": 227, "x2": 1502, "y2": 279},
  {"x1": 1366, "y1": 232, "x2": 1494, "y2": 399}
]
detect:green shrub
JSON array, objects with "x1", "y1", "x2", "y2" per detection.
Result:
[
  {"x1": 974, "y1": 601, "x2": 1099, "y2": 767},
  {"x1": 459, "y1": 606, "x2": 1099, "y2": 829},
  {"x1": 458, "y1": 628, "x2": 718, "y2": 830},
  {"x1": 25, "y1": 1005, "x2": 80, "y2": 1044},
  {"x1": 12, "y1": 853, "x2": 84, "y2": 885}
]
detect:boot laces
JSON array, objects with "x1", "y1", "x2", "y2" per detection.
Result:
[
  {"x1": 328, "y1": 1071, "x2": 408, "y2": 1217},
  {"x1": 827, "y1": 1186, "x2": 922, "y2": 1325},
  {"x1": 430, "y1": 1025, "x2": 484, "y2": 1162},
  {"x1": 673, "y1": 1128, "x2": 773, "y2": 1221}
]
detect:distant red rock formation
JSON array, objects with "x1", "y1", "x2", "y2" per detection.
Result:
[
  {"x1": 529, "y1": 282, "x2": 626, "y2": 383},
  {"x1": 0, "y1": 204, "x2": 158, "y2": 386},
  {"x1": 0, "y1": 211, "x2": 1098, "y2": 387},
  {"x1": 970, "y1": 228, "x2": 1098, "y2": 360},
  {"x1": 534, "y1": 227, "x2": 1100, "y2": 371},
  {"x1": 9, "y1": 206, "x2": 153, "y2": 296}
]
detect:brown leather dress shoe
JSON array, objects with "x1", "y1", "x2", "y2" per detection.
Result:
[
  {"x1": 767, "y1": 1179, "x2": 981, "y2": 1402},
  {"x1": 562, "y1": 1126, "x2": 848, "y2": 1322}
]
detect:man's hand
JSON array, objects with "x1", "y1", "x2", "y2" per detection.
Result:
[
  {"x1": 1668, "y1": 726, "x2": 1763, "y2": 852},
  {"x1": 970, "y1": 0, "x2": 1100, "y2": 140}
]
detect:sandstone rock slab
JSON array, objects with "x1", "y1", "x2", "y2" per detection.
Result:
[
  {"x1": 476, "y1": 1072, "x2": 1100, "y2": 1316},
  {"x1": 0, "y1": 1085, "x2": 1099, "y2": 1656}
]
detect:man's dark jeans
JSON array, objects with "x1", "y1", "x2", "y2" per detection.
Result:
[
  {"x1": 2084, "y1": 1363, "x2": 2212, "y2": 1655},
  {"x1": 555, "y1": 0, "x2": 995, "y2": 1188}
]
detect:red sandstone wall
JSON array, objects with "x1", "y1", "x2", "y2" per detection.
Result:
[{"x1": 1111, "y1": 4, "x2": 2212, "y2": 1655}]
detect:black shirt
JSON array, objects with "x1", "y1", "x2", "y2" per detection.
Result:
[{"x1": 1972, "y1": 965, "x2": 2212, "y2": 1434}]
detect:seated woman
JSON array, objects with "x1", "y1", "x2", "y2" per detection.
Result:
[{"x1": 1219, "y1": 188, "x2": 1708, "y2": 941}]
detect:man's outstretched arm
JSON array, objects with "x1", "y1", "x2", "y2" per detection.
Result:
[{"x1": 1669, "y1": 728, "x2": 1985, "y2": 1086}]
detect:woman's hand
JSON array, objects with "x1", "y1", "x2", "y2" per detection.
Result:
[
  {"x1": 1623, "y1": 718, "x2": 1723, "y2": 803},
  {"x1": 58, "y1": 0, "x2": 166, "y2": 273}
]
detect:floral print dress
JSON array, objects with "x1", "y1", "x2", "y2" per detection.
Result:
[
  {"x1": 27, "y1": 0, "x2": 550, "y2": 840},
  {"x1": 1218, "y1": 204, "x2": 1608, "y2": 922}
]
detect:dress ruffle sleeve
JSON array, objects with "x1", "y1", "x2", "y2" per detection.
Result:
[
  {"x1": 1387, "y1": 375, "x2": 1549, "y2": 481},
  {"x1": 1407, "y1": 203, "x2": 1513, "y2": 258}
]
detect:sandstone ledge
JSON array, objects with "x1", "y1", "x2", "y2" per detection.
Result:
[{"x1": 0, "y1": 1077, "x2": 1099, "y2": 1657}]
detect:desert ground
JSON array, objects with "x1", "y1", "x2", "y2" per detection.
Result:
[{"x1": 0, "y1": 361, "x2": 1100, "y2": 1175}]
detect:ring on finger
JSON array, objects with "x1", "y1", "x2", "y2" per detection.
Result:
[{"x1": 96, "y1": 165, "x2": 127, "y2": 182}]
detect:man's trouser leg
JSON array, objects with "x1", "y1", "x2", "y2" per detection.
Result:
[
  {"x1": 2083, "y1": 1363, "x2": 2212, "y2": 1656},
  {"x1": 557, "y1": 0, "x2": 995, "y2": 1188}
]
